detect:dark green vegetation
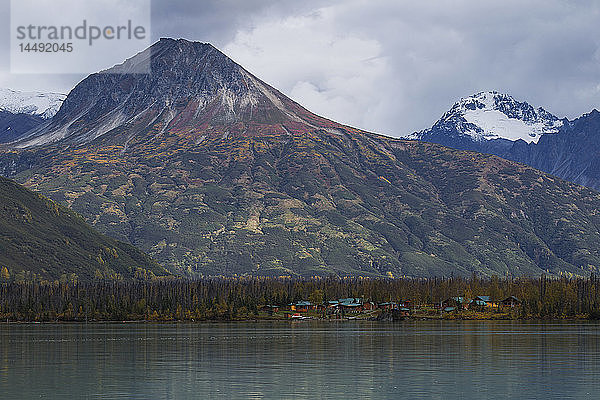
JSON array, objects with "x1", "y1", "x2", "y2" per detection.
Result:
[
  {"x1": 1, "y1": 276, "x2": 599, "y2": 321},
  {"x1": 0, "y1": 176, "x2": 166, "y2": 281}
]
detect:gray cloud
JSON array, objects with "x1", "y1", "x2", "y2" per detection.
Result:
[
  {"x1": 221, "y1": 0, "x2": 600, "y2": 135},
  {"x1": 2, "y1": 0, "x2": 600, "y2": 136},
  {"x1": 150, "y1": 0, "x2": 326, "y2": 43}
]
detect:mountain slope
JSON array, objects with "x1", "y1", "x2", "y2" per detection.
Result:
[
  {"x1": 0, "y1": 111, "x2": 43, "y2": 143},
  {"x1": 508, "y1": 110, "x2": 600, "y2": 190},
  {"x1": 2, "y1": 40, "x2": 600, "y2": 278},
  {"x1": 0, "y1": 176, "x2": 166, "y2": 281}
]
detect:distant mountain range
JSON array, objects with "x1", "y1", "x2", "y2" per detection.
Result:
[
  {"x1": 0, "y1": 88, "x2": 65, "y2": 144},
  {"x1": 2, "y1": 39, "x2": 600, "y2": 279},
  {"x1": 406, "y1": 91, "x2": 600, "y2": 190}
]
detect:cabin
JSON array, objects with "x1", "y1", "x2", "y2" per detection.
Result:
[
  {"x1": 363, "y1": 301, "x2": 376, "y2": 311},
  {"x1": 339, "y1": 298, "x2": 364, "y2": 313},
  {"x1": 469, "y1": 296, "x2": 497, "y2": 309},
  {"x1": 378, "y1": 302, "x2": 398, "y2": 311},
  {"x1": 290, "y1": 301, "x2": 314, "y2": 313},
  {"x1": 327, "y1": 300, "x2": 339, "y2": 309},
  {"x1": 441, "y1": 297, "x2": 467, "y2": 310},
  {"x1": 260, "y1": 305, "x2": 280, "y2": 314},
  {"x1": 500, "y1": 296, "x2": 521, "y2": 308},
  {"x1": 324, "y1": 301, "x2": 340, "y2": 315}
]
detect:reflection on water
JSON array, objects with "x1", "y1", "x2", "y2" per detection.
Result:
[{"x1": 0, "y1": 321, "x2": 599, "y2": 399}]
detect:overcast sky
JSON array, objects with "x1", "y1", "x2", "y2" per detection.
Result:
[{"x1": 1, "y1": 0, "x2": 600, "y2": 136}]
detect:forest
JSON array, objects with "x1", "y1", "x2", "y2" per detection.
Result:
[{"x1": 1, "y1": 275, "x2": 600, "y2": 321}]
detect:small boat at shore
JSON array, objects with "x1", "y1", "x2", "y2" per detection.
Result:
[{"x1": 290, "y1": 313, "x2": 312, "y2": 320}]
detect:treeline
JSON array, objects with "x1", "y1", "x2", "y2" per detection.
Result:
[{"x1": 1, "y1": 275, "x2": 600, "y2": 321}]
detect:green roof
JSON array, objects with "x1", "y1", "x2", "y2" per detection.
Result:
[{"x1": 338, "y1": 298, "x2": 362, "y2": 305}]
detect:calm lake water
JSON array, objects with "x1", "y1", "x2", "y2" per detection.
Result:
[{"x1": 0, "y1": 321, "x2": 599, "y2": 399}]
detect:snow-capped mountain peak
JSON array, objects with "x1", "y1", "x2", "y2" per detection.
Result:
[
  {"x1": 0, "y1": 88, "x2": 66, "y2": 119},
  {"x1": 410, "y1": 91, "x2": 562, "y2": 144}
]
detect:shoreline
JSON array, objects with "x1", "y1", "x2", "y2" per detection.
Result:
[{"x1": 1, "y1": 315, "x2": 598, "y2": 324}]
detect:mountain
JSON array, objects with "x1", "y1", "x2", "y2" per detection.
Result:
[
  {"x1": 0, "y1": 176, "x2": 166, "y2": 281},
  {"x1": 508, "y1": 110, "x2": 600, "y2": 190},
  {"x1": 0, "y1": 89, "x2": 65, "y2": 143},
  {"x1": 409, "y1": 92, "x2": 600, "y2": 191},
  {"x1": 15, "y1": 38, "x2": 334, "y2": 148},
  {"x1": 2, "y1": 39, "x2": 600, "y2": 278},
  {"x1": 407, "y1": 91, "x2": 563, "y2": 150},
  {"x1": 0, "y1": 111, "x2": 42, "y2": 144}
]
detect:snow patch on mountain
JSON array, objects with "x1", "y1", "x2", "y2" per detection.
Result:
[
  {"x1": 0, "y1": 88, "x2": 65, "y2": 119},
  {"x1": 463, "y1": 108, "x2": 560, "y2": 143},
  {"x1": 408, "y1": 91, "x2": 562, "y2": 144}
]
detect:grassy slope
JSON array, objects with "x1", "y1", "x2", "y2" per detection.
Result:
[
  {"x1": 6, "y1": 122, "x2": 600, "y2": 279},
  {"x1": 0, "y1": 176, "x2": 167, "y2": 281}
]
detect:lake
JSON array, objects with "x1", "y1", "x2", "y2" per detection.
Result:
[{"x1": 0, "y1": 321, "x2": 598, "y2": 399}]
